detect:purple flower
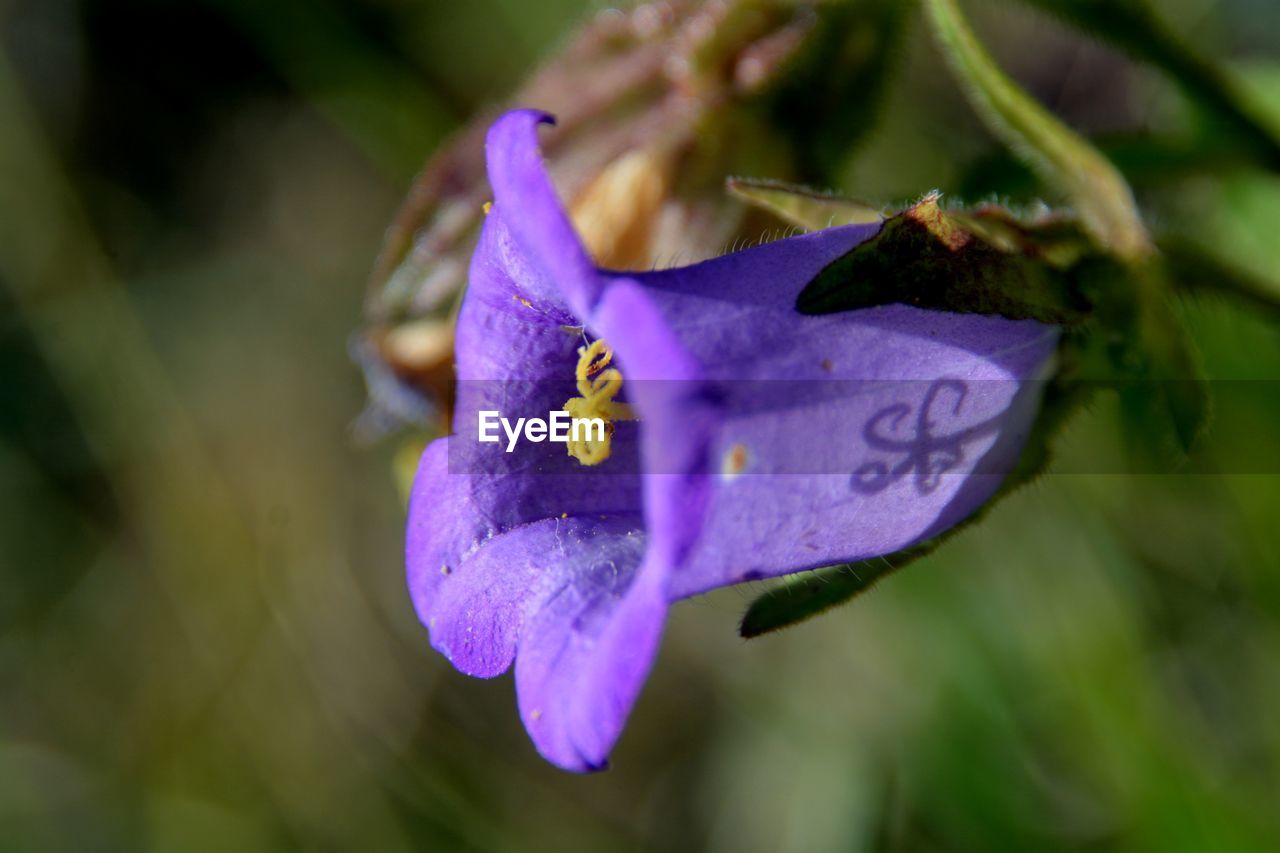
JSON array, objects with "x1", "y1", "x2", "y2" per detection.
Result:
[{"x1": 406, "y1": 110, "x2": 1058, "y2": 772}]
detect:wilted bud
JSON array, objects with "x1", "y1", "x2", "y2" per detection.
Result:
[{"x1": 356, "y1": 0, "x2": 821, "y2": 440}]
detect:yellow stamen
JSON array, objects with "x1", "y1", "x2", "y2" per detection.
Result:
[{"x1": 563, "y1": 338, "x2": 635, "y2": 465}]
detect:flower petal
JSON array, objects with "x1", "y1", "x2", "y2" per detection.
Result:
[
  {"x1": 406, "y1": 434, "x2": 645, "y2": 663},
  {"x1": 612, "y1": 232, "x2": 1058, "y2": 597},
  {"x1": 431, "y1": 513, "x2": 644, "y2": 677},
  {"x1": 513, "y1": 530, "x2": 665, "y2": 772},
  {"x1": 485, "y1": 109, "x2": 603, "y2": 318},
  {"x1": 411, "y1": 200, "x2": 648, "y2": 552},
  {"x1": 408, "y1": 123, "x2": 664, "y2": 711},
  {"x1": 405, "y1": 438, "x2": 471, "y2": 625},
  {"x1": 590, "y1": 279, "x2": 718, "y2": 568},
  {"x1": 413, "y1": 468, "x2": 660, "y2": 771}
]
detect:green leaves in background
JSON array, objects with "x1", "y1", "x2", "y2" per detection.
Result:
[
  {"x1": 769, "y1": 0, "x2": 910, "y2": 184},
  {"x1": 922, "y1": 0, "x2": 1152, "y2": 261},
  {"x1": 1159, "y1": 238, "x2": 1280, "y2": 323},
  {"x1": 1085, "y1": 259, "x2": 1211, "y2": 457},
  {"x1": 1017, "y1": 0, "x2": 1280, "y2": 171}
]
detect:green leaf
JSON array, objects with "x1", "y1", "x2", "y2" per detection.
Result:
[
  {"x1": 727, "y1": 177, "x2": 883, "y2": 231},
  {"x1": 768, "y1": 0, "x2": 910, "y2": 184},
  {"x1": 1018, "y1": 0, "x2": 1280, "y2": 171},
  {"x1": 922, "y1": 0, "x2": 1152, "y2": 261},
  {"x1": 959, "y1": 135, "x2": 1268, "y2": 204},
  {"x1": 796, "y1": 194, "x2": 1097, "y2": 324}
]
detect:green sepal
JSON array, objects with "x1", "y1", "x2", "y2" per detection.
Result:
[
  {"x1": 796, "y1": 194, "x2": 1099, "y2": 325},
  {"x1": 739, "y1": 544, "x2": 936, "y2": 639},
  {"x1": 727, "y1": 177, "x2": 883, "y2": 231}
]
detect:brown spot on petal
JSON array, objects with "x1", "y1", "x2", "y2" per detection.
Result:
[{"x1": 721, "y1": 443, "x2": 749, "y2": 479}]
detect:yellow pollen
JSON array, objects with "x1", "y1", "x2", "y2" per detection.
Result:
[
  {"x1": 563, "y1": 338, "x2": 635, "y2": 466},
  {"x1": 482, "y1": 201, "x2": 493, "y2": 215}
]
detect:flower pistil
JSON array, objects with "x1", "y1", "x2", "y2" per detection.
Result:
[{"x1": 563, "y1": 339, "x2": 635, "y2": 465}]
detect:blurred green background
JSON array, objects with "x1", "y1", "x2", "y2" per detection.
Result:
[{"x1": 2, "y1": 0, "x2": 1280, "y2": 850}]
